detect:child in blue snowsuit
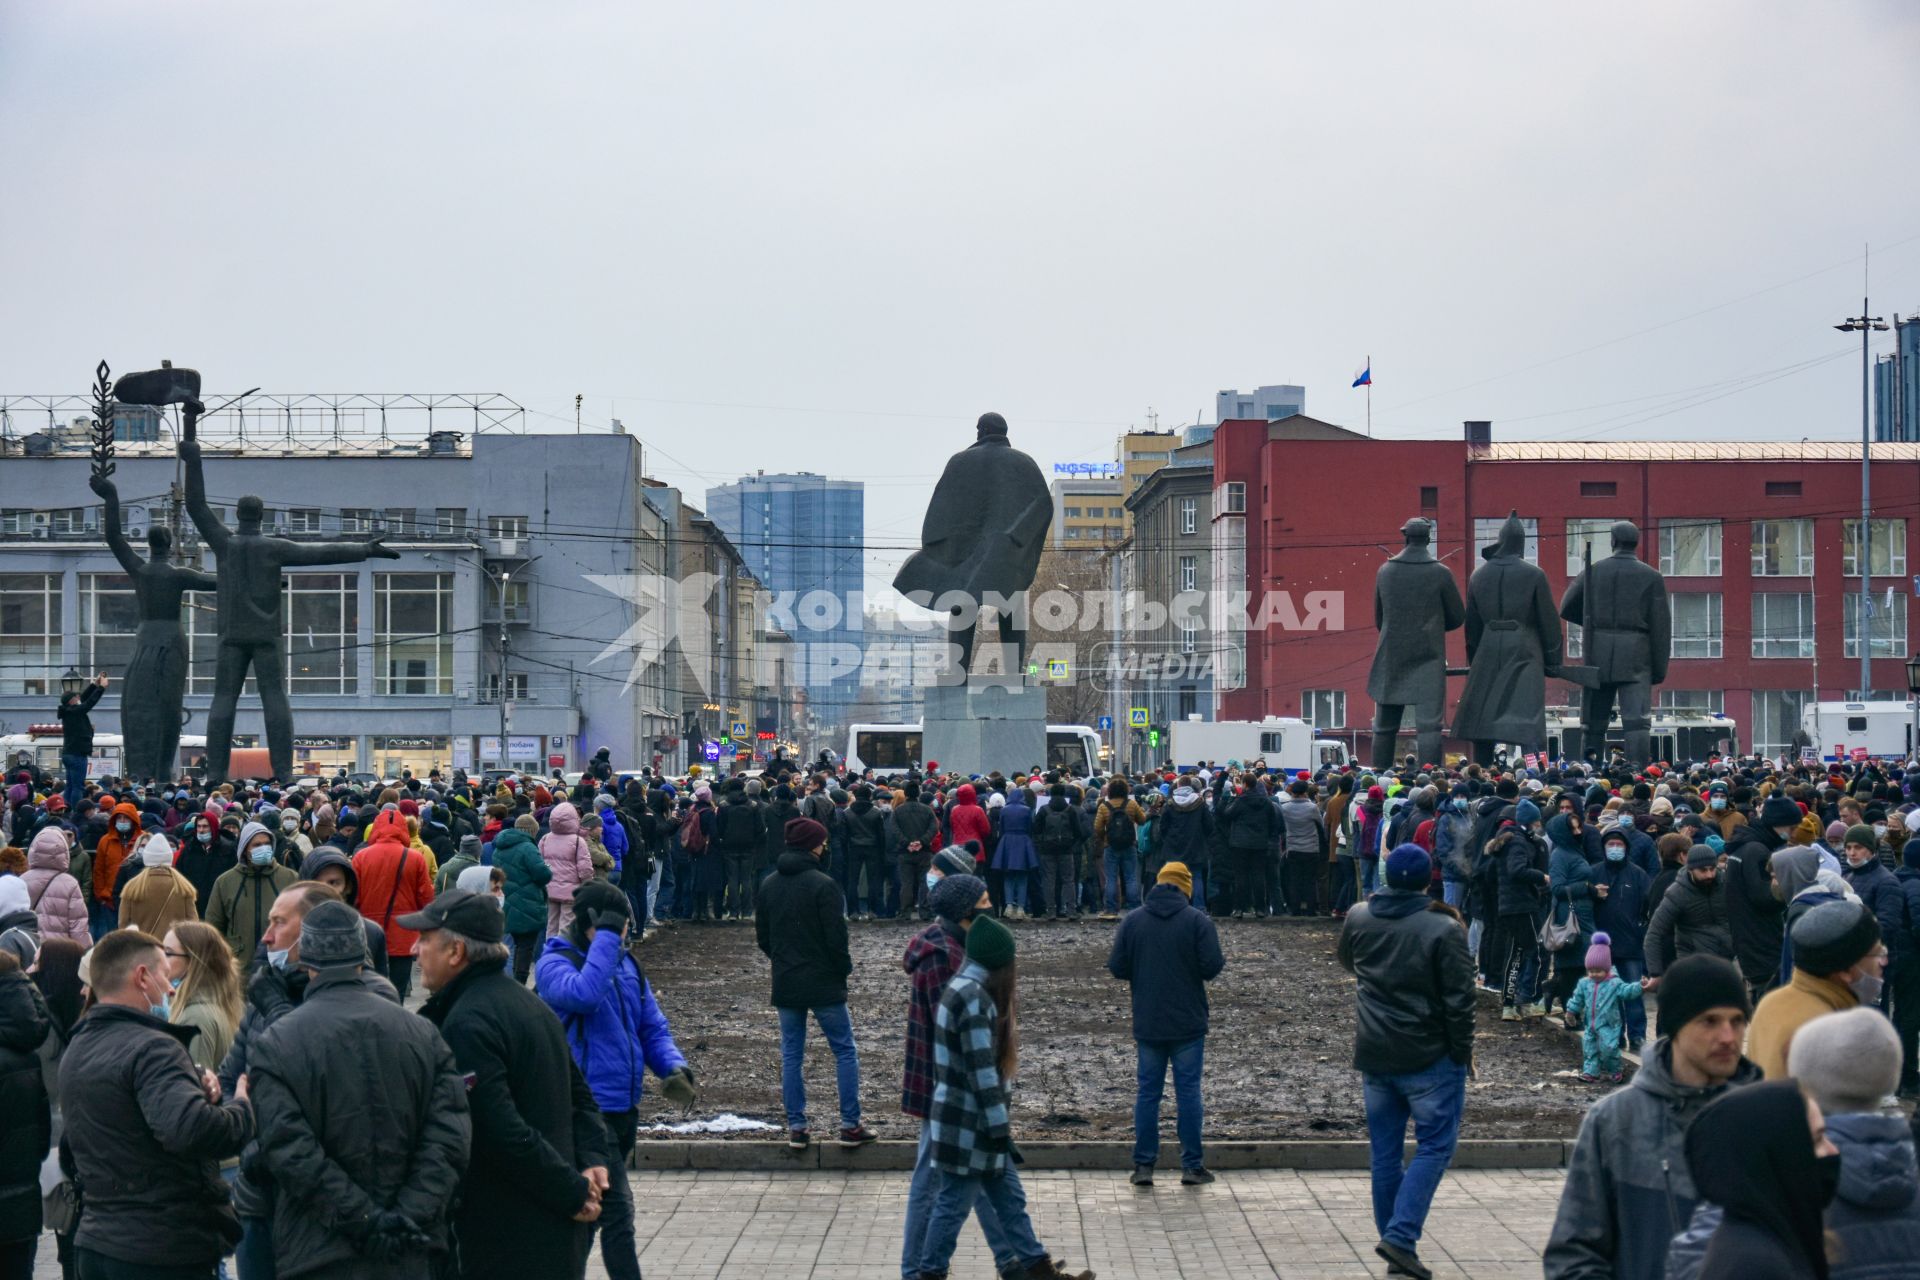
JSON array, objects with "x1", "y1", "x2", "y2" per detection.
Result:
[{"x1": 1563, "y1": 931, "x2": 1643, "y2": 1082}]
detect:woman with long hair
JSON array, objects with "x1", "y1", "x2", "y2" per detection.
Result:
[
  {"x1": 1685, "y1": 1078, "x2": 1838, "y2": 1280},
  {"x1": 913, "y1": 915, "x2": 1091, "y2": 1280},
  {"x1": 162, "y1": 920, "x2": 244, "y2": 1071}
]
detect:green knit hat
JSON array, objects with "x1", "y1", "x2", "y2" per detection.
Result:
[
  {"x1": 1843, "y1": 824, "x2": 1877, "y2": 852},
  {"x1": 965, "y1": 914, "x2": 1016, "y2": 971}
]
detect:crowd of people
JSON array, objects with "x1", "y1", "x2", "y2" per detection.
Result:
[{"x1": 3, "y1": 725, "x2": 1920, "y2": 1279}]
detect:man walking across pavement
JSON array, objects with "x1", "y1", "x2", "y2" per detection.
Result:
[
  {"x1": 248, "y1": 900, "x2": 470, "y2": 1279},
  {"x1": 60, "y1": 927, "x2": 255, "y2": 1280},
  {"x1": 1543, "y1": 953, "x2": 1760, "y2": 1280},
  {"x1": 1109, "y1": 861, "x2": 1225, "y2": 1188},
  {"x1": 1337, "y1": 844, "x2": 1476, "y2": 1280},
  {"x1": 756, "y1": 815, "x2": 875, "y2": 1151},
  {"x1": 413, "y1": 890, "x2": 611, "y2": 1280}
]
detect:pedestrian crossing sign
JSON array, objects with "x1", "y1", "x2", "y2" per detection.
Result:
[
  {"x1": 732, "y1": 721, "x2": 749, "y2": 739},
  {"x1": 1129, "y1": 707, "x2": 1148, "y2": 728}
]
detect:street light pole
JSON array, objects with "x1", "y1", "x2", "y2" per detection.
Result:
[{"x1": 1837, "y1": 301, "x2": 1890, "y2": 697}]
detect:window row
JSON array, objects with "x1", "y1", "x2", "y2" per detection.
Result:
[
  {"x1": 1464, "y1": 517, "x2": 1906, "y2": 578},
  {"x1": 1566, "y1": 590, "x2": 1906, "y2": 661},
  {"x1": 0, "y1": 572, "x2": 453, "y2": 697}
]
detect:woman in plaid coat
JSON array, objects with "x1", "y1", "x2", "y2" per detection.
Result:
[{"x1": 913, "y1": 915, "x2": 1094, "y2": 1280}]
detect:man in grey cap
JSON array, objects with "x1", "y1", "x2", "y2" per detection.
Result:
[
  {"x1": 248, "y1": 899, "x2": 471, "y2": 1277},
  {"x1": 414, "y1": 890, "x2": 611, "y2": 1279}
]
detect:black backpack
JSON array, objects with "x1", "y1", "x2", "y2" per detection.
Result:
[
  {"x1": 1105, "y1": 801, "x2": 1135, "y2": 851},
  {"x1": 721, "y1": 802, "x2": 758, "y2": 848},
  {"x1": 1036, "y1": 805, "x2": 1077, "y2": 854}
]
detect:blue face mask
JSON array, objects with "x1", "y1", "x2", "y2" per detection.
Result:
[
  {"x1": 1452, "y1": 799, "x2": 1468, "y2": 812},
  {"x1": 1605, "y1": 847, "x2": 1626, "y2": 863},
  {"x1": 249, "y1": 846, "x2": 274, "y2": 867},
  {"x1": 149, "y1": 996, "x2": 170, "y2": 1019},
  {"x1": 268, "y1": 948, "x2": 293, "y2": 972},
  {"x1": 1710, "y1": 798, "x2": 1727, "y2": 811},
  {"x1": 925, "y1": 872, "x2": 940, "y2": 892}
]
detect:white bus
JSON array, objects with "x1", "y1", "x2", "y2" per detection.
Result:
[
  {"x1": 1541, "y1": 709, "x2": 1739, "y2": 765},
  {"x1": 1, "y1": 733, "x2": 211, "y2": 782},
  {"x1": 844, "y1": 722, "x2": 1101, "y2": 778}
]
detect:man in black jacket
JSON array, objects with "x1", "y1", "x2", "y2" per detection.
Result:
[
  {"x1": 715, "y1": 786, "x2": 766, "y2": 922},
  {"x1": 890, "y1": 782, "x2": 941, "y2": 920},
  {"x1": 1108, "y1": 861, "x2": 1225, "y2": 1188},
  {"x1": 1724, "y1": 794, "x2": 1798, "y2": 1003},
  {"x1": 755, "y1": 816, "x2": 873, "y2": 1151},
  {"x1": 61, "y1": 928, "x2": 255, "y2": 1278},
  {"x1": 0, "y1": 953, "x2": 50, "y2": 1278},
  {"x1": 56, "y1": 672, "x2": 107, "y2": 812},
  {"x1": 1337, "y1": 844, "x2": 1476, "y2": 1280},
  {"x1": 251, "y1": 900, "x2": 470, "y2": 1278},
  {"x1": 1033, "y1": 784, "x2": 1091, "y2": 920},
  {"x1": 413, "y1": 890, "x2": 609, "y2": 1280}
]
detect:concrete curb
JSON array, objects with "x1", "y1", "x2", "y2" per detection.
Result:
[{"x1": 632, "y1": 1138, "x2": 1574, "y2": 1172}]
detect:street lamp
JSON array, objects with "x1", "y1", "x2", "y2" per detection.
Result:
[
  {"x1": 60, "y1": 667, "x2": 83, "y2": 699},
  {"x1": 1837, "y1": 305, "x2": 1891, "y2": 698}
]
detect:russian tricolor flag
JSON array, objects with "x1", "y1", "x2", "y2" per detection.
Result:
[{"x1": 1352, "y1": 363, "x2": 1372, "y2": 388}]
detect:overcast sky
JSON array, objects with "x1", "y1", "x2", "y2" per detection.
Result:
[{"x1": 4, "y1": 2, "x2": 1917, "y2": 594}]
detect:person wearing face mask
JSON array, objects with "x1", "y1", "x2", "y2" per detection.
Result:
[
  {"x1": 1681, "y1": 1080, "x2": 1841, "y2": 1280},
  {"x1": 117, "y1": 831, "x2": 200, "y2": 937},
  {"x1": 1748, "y1": 899, "x2": 1888, "y2": 1079},
  {"x1": 1646, "y1": 845, "x2": 1736, "y2": 983},
  {"x1": 176, "y1": 810, "x2": 235, "y2": 914},
  {"x1": 1840, "y1": 826, "x2": 1906, "y2": 1019},
  {"x1": 1490, "y1": 798, "x2": 1550, "y2": 1020},
  {"x1": 206, "y1": 821, "x2": 300, "y2": 964},
  {"x1": 275, "y1": 807, "x2": 312, "y2": 863},
  {"x1": 1724, "y1": 793, "x2": 1800, "y2": 1004},
  {"x1": 90, "y1": 800, "x2": 144, "y2": 938},
  {"x1": 1592, "y1": 827, "x2": 1653, "y2": 1050},
  {"x1": 59, "y1": 928, "x2": 254, "y2": 1279}
]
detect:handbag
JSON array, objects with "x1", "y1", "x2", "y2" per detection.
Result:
[
  {"x1": 43, "y1": 1179, "x2": 80, "y2": 1235},
  {"x1": 1539, "y1": 908, "x2": 1581, "y2": 952}
]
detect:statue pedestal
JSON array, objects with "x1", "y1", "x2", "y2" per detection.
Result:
[{"x1": 921, "y1": 679, "x2": 1048, "y2": 776}]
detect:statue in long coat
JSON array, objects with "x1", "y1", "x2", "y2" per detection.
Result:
[{"x1": 1455, "y1": 512, "x2": 1562, "y2": 763}]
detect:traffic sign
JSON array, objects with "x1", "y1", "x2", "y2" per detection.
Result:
[
  {"x1": 1128, "y1": 707, "x2": 1148, "y2": 728},
  {"x1": 732, "y1": 721, "x2": 749, "y2": 739},
  {"x1": 702, "y1": 741, "x2": 721, "y2": 761},
  {"x1": 1097, "y1": 715, "x2": 1113, "y2": 731},
  {"x1": 1047, "y1": 659, "x2": 1070, "y2": 679}
]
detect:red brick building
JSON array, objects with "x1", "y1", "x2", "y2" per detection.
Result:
[{"x1": 1207, "y1": 416, "x2": 1920, "y2": 760}]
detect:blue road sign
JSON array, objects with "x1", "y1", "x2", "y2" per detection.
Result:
[{"x1": 1097, "y1": 715, "x2": 1113, "y2": 731}]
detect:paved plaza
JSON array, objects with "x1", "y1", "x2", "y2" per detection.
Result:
[{"x1": 30, "y1": 1166, "x2": 1564, "y2": 1278}]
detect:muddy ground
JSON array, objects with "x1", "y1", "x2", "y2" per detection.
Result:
[{"x1": 630, "y1": 915, "x2": 1599, "y2": 1141}]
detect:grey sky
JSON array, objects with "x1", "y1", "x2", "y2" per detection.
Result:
[{"x1": 4, "y1": 2, "x2": 1917, "y2": 595}]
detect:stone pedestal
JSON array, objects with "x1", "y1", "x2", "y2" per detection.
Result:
[{"x1": 921, "y1": 679, "x2": 1048, "y2": 776}]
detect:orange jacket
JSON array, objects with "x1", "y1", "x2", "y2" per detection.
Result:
[
  {"x1": 351, "y1": 810, "x2": 435, "y2": 956},
  {"x1": 92, "y1": 802, "x2": 142, "y2": 905}
]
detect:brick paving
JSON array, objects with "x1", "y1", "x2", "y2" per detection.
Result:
[{"x1": 32, "y1": 1166, "x2": 1565, "y2": 1278}]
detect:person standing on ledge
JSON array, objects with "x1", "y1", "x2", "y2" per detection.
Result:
[{"x1": 56, "y1": 672, "x2": 107, "y2": 812}]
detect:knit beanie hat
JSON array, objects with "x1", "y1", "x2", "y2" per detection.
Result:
[
  {"x1": 965, "y1": 913, "x2": 1015, "y2": 971},
  {"x1": 299, "y1": 900, "x2": 368, "y2": 970},
  {"x1": 514, "y1": 814, "x2": 539, "y2": 836},
  {"x1": 783, "y1": 816, "x2": 829, "y2": 850},
  {"x1": 928, "y1": 873, "x2": 985, "y2": 925},
  {"x1": 1685, "y1": 843, "x2": 1720, "y2": 870},
  {"x1": 931, "y1": 847, "x2": 975, "y2": 878},
  {"x1": 1156, "y1": 861, "x2": 1193, "y2": 898},
  {"x1": 1383, "y1": 843, "x2": 1431, "y2": 890},
  {"x1": 1825, "y1": 821, "x2": 1850, "y2": 846},
  {"x1": 1842, "y1": 824, "x2": 1877, "y2": 853},
  {"x1": 1584, "y1": 931, "x2": 1613, "y2": 972},
  {"x1": 1791, "y1": 900, "x2": 1881, "y2": 977},
  {"x1": 458, "y1": 833, "x2": 481, "y2": 860},
  {"x1": 1656, "y1": 954, "x2": 1751, "y2": 1039},
  {"x1": 1760, "y1": 794, "x2": 1802, "y2": 829},
  {"x1": 1514, "y1": 799, "x2": 1542, "y2": 827},
  {"x1": 140, "y1": 833, "x2": 173, "y2": 867},
  {"x1": 1787, "y1": 1007, "x2": 1903, "y2": 1114}
]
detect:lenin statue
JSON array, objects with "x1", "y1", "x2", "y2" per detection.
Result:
[
  {"x1": 1454, "y1": 512, "x2": 1562, "y2": 765},
  {"x1": 892, "y1": 412, "x2": 1052, "y2": 675},
  {"x1": 1559, "y1": 520, "x2": 1670, "y2": 769},
  {"x1": 1367, "y1": 517, "x2": 1465, "y2": 771}
]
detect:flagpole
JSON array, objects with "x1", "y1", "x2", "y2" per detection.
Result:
[{"x1": 1366, "y1": 354, "x2": 1372, "y2": 437}]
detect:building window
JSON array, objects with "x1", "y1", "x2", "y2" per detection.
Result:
[
  {"x1": 1765, "y1": 481, "x2": 1802, "y2": 497},
  {"x1": 1565, "y1": 518, "x2": 1616, "y2": 576},
  {"x1": 0, "y1": 511, "x2": 32, "y2": 536},
  {"x1": 1473, "y1": 516, "x2": 1538, "y2": 564},
  {"x1": 435, "y1": 508, "x2": 466, "y2": 537},
  {"x1": 285, "y1": 509, "x2": 323, "y2": 535},
  {"x1": 79, "y1": 574, "x2": 140, "y2": 678},
  {"x1": 1580, "y1": 481, "x2": 1617, "y2": 497},
  {"x1": 1670, "y1": 593, "x2": 1724, "y2": 659},
  {"x1": 374, "y1": 573, "x2": 453, "y2": 695},
  {"x1": 1303, "y1": 689, "x2": 1346, "y2": 729},
  {"x1": 1657, "y1": 689, "x2": 1725, "y2": 715},
  {"x1": 1177, "y1": 686, "x2": 1198, "y2": 720},
  {"x1": 49, "y1": 508, "x2": 87, "y2": 536},
  {"x1": 484, "y1": 672, "x2": 529, "y2": 701},
  {"x1": 1419, "y1": 486, "x2": 1439, "y2": 508},
  {"x1": 1566, "y1": 622, "x2": 1582, "y2": 661},
  {"x1": 1751, "y1": 690, "x2": 1811, "y2": 757},
  {"x1": 1180, "y1": 617, "x2": 1198, "y2": 653},
  {"x1": 1751, "y1": 519, "x2": 1814, "y2": 576},
  {"x1": 0, "y1": 574, "x2": 61, "y2": 695},
  {"x1": 1108, "y1": 507, "x2": 1124, "y2": 519},
  {"x1": 1063, "y1": 506, "x2": 1082, "y2": 518},
  {"x1": 487, "y1": 575, "x2": 530, "y2": 623},
  {"x1": 1179, "y1": 497, "x2": 1197, "y2": 535},
  {"x1": 1843, "y1": 519, "x2": 1907, "y2": 576},
  {"x1": 1179, "y1": 555, "x2": 1197, "y2": 593},
  {"x1": 341, "y1": 508, "x2": 373, "y2": 535},
  {"x1": 1844, "y1": 591, "x2": 1907, "y2": 659},
  {"x1": 1222, "y1": 483, "x2": 1246, "y2": 514},
  {"x1": 1659, "y1": 518, "x2": 1722, "y2": 577},
  {"x1": 1752, "y1": 592, "x2": 1815, "y2": 658},
  {"x1": 383, "y1": 508, "x2": 415, "y2": 537},
  {"x1": 487, "y1": 515, "x2": 528, "y2": 541},
  {"x1": 286, "y1": 574, "x2": 358, "y2": 694}
]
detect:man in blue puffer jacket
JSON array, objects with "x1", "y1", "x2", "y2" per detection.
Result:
[{"x1": 537, "y1": 879, "x2": 697, "y2": 1280}]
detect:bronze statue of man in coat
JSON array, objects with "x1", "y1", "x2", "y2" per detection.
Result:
[{"x1": 1367, "y1": 517, "x2": 1465, "y2": 771}]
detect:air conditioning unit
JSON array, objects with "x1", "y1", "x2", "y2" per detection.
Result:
[
  {"x1": 29, "y1": 512, "x2": 50, "y2": 535},
  {"x1": 494, "y1": 537, "x2": 519, "y2": 557}
]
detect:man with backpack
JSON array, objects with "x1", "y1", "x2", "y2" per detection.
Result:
[
  {"x1": 890, "y1": 782, "x2": 942, "y2": 920},
  {"x1": 1033, "y1": 784, "x2": 1089, "y2": 921},
  {"x1": 1092, "y1": 779, "x2": 1148, "y2": 920},
  {"x1": 716, "y1": 784, "x2": 767, "y2": 922}
]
